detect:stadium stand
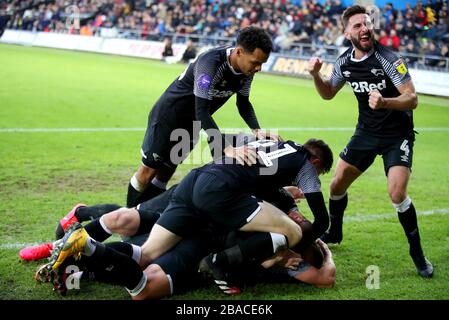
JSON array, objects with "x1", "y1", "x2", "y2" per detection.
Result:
[{"x1": 1, "y1": 0, "x2": 448, "y2": 69}]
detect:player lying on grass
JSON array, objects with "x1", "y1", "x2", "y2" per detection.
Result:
[
  {"x1": 37, "y1": 137, "x2": 333, "y2": 295},
  {"x1": 37, "y1": 217, "x2": 335, "y2": 298},
  {"x1": 29, "y1": 184, "x2": 335, "y2": 298},
  {"x1": 121, "y1": 137, "x2": 333, "y2": 294}
]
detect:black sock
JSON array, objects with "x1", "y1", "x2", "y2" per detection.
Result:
[
  {"x1": 127, "y1": 182, "x2": 142, "y2": 208},
  {"x1": 76, "y1": 204, "x2": 121, "y2": 222},
  {"x1": 397, "y1": 202, "x2": 423, "y2": 256},
  {"x1": 328, "y1": 193, "x2": 348, "y2": 234},
  {"x1": 216, "y1": 232, "x2": 275, "y2": 267},
  {"x1": 127, "y1": 181, "x2": 165, "y2": 207},
  {"x1": 106, "y1": 242, "x2": 134, "y2": 257},
  {"x1": 140, "y1": 183, "x2": 165, "y2": 203},
  {"x1": 84, "y1": 218, "x2": 112, "y2": 242},
  {"x1": 87, "y1": 242, "x2": 143, "y2": 290}
]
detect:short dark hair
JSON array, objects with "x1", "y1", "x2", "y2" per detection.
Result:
[
  {"x1": 237, "y1": 26, "x2": 273, "y2": 55},
  {"x1": 303, "y1": 138, "x2": 333, "y2": 174},
  {"x1": 302, "y1": 241, "x2": 325, "y2": 268},
  {"x1": 341, "y1": 5, "x2": 366, "y2": 30}
]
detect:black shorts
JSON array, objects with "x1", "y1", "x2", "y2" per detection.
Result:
[
  {"x1": 121, "y1": 185, "x2": 178, "y2": 244},
  {"x1": 152, "y1": 236, "x2": 213, "y2": 295},
  {"x1": 156, "y1": 170, "x2": 261, "y2": 237},
  {"x1": 340, "y1": 130, "x2": 415, "y2": 175},
  {"x1": 141, "y1": 107, "x2": 198, "y2": 168}
]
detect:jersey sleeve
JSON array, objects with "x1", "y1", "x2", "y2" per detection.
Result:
[
  {"x1": 238, "y1": 75, "x2": 253, "y2": 96},
  {"x1": 375, "y1": 50, "x2": 412, "y2": 88},
  {"x1": 193, "y1": 54, "x2": 220, "y2": 100},
  {"x1": 294, "y1": 160, "x2": 321, "y2": 194},
  {"x1": 329, "y1": 57, "x2": 346, "y2": 88}
]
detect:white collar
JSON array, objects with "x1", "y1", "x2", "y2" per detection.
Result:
[
  {"x1": 226, "y1": 47, "x2": 242, "y2": 75},
  {"x1": 350, "y1": 47, "x2": 374, "y2": 62}
]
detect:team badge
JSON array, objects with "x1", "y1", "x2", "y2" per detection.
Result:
[
  {"x1": 370, "y1": 68, "x2": 384, "y2": 77},
  {"x1": 152, "y1": 153, "x2": 164, "y2": 162}
]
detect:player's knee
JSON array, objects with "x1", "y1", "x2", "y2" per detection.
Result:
[
  {"x1": 117, "y1": 212, "x2": 139, "y2": 236},
  {"x1": 388, "y1": 187, "x2": 407, "y2": 204},
  {"x1": 330, "y1": 177, "x2": 346, "y2": 196},
  {"x1": 104, "y1": 209, "x2": 138, "y2": 236}
]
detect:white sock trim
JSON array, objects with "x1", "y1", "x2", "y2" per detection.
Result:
[
  {"x1": 330, "y1": 192, "x2": 347, "y2": 201},
  {"x1": 99, "y1": 216, "x2": 113, "y2": 235},
  {"x1": 131, "y1": 173, "x2": 146, "y2": 192},
  {"x1": 151, "y1": 178, "x2": 167, "y2": 190},
  {"x1": 131, "y1": 244, "x2": 142, "y2": 264},
  {"x1": 393, "y1": 196, "x2": 412, "y2": 213},
  {"x1": 84, "y1": 237, "x2": 97, "y2": 256},
  {"x1": 167, "y1": 274, "x2": 174, "y2": 295},
  {"x1": 246, "y1": 206, "x2": 261, "y2": 223},
  {"x1": 126, "y1": 273, "x2": 147, "y2": 297},
  {"x1": 270, "y1": 232, "x2": 287, "y2": 253}
]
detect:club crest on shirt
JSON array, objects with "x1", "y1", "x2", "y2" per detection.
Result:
[
  {"x1": 393, "y1": 58, "x2": 408, "y2": 75},
  {"x1": 370, "y1": 68, "x2": 384, "y2": 77},
  {"x1": 343, "y1": 71, "x2": 351, "y2": 78}
]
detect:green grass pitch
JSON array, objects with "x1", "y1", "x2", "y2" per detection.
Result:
[{"x1": 0, "y1": 43, "x2": 448, "y2": 300}]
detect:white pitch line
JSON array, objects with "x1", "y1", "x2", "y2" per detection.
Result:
[
  {"x1": 0, "y1": 242, "x2": 48, "y2": 250},
  {"x1": 0, "y1": 127, "x2": 449, "y2": 133},
  {"x1": 0, "y1": 128, "x2": 146, "y2": 132},
  {"x1": 344, "y1": 208, "x2": 449, "y2": 222},
  {"x1": 1, "y1": 208, "x2": 449, "y2": 250}
]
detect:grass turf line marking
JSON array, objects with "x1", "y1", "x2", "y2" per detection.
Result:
[
  {"x1": 1, "y1": 127, "x2": 449, "y2": 133},
  {"x1": 2, "y1": 208, "x2": 449, "y2": 250}
]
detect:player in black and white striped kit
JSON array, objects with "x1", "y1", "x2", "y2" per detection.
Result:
[
  {"x1": 127, "y1": 26, "x2": 280, "y2": 208},
  {"x1": 308, "y1": 5, "x2": 433, "y2": 277}
]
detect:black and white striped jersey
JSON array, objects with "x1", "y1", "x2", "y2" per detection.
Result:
[{"x1": 330, "y1": 41, "x2": 414, "y2": 137}]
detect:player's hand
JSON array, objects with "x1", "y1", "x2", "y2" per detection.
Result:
[
  {"x1": 283, "y1": 186, "x2": 305, "y2": 201},
  {"x1": 281, "y1": 250, "x2": 302, "y2": 269},
  {"x1": 308, "y1": 57, "x2": 323, "y2": 76},
  {"x1": 224, "y1": 145, "x2": 257, "y2": 166},
  {"x1": 368, "y1": 90, "x2": 385, "y2": 110},
  {"x1": 253, "y1": 129, "x2": 283, "y2": 142},
  {"x1": 316, "y1": 239, "x2": 332, "y2": 258}
]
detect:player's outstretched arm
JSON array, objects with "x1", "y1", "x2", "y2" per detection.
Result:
[{"x1": 308, "y1": 57, "x2": 344, "y2": 100}]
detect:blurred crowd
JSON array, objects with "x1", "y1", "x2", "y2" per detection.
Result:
[{"x1": 1, "y1": 0, "x2": 448, "y2": 68}]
